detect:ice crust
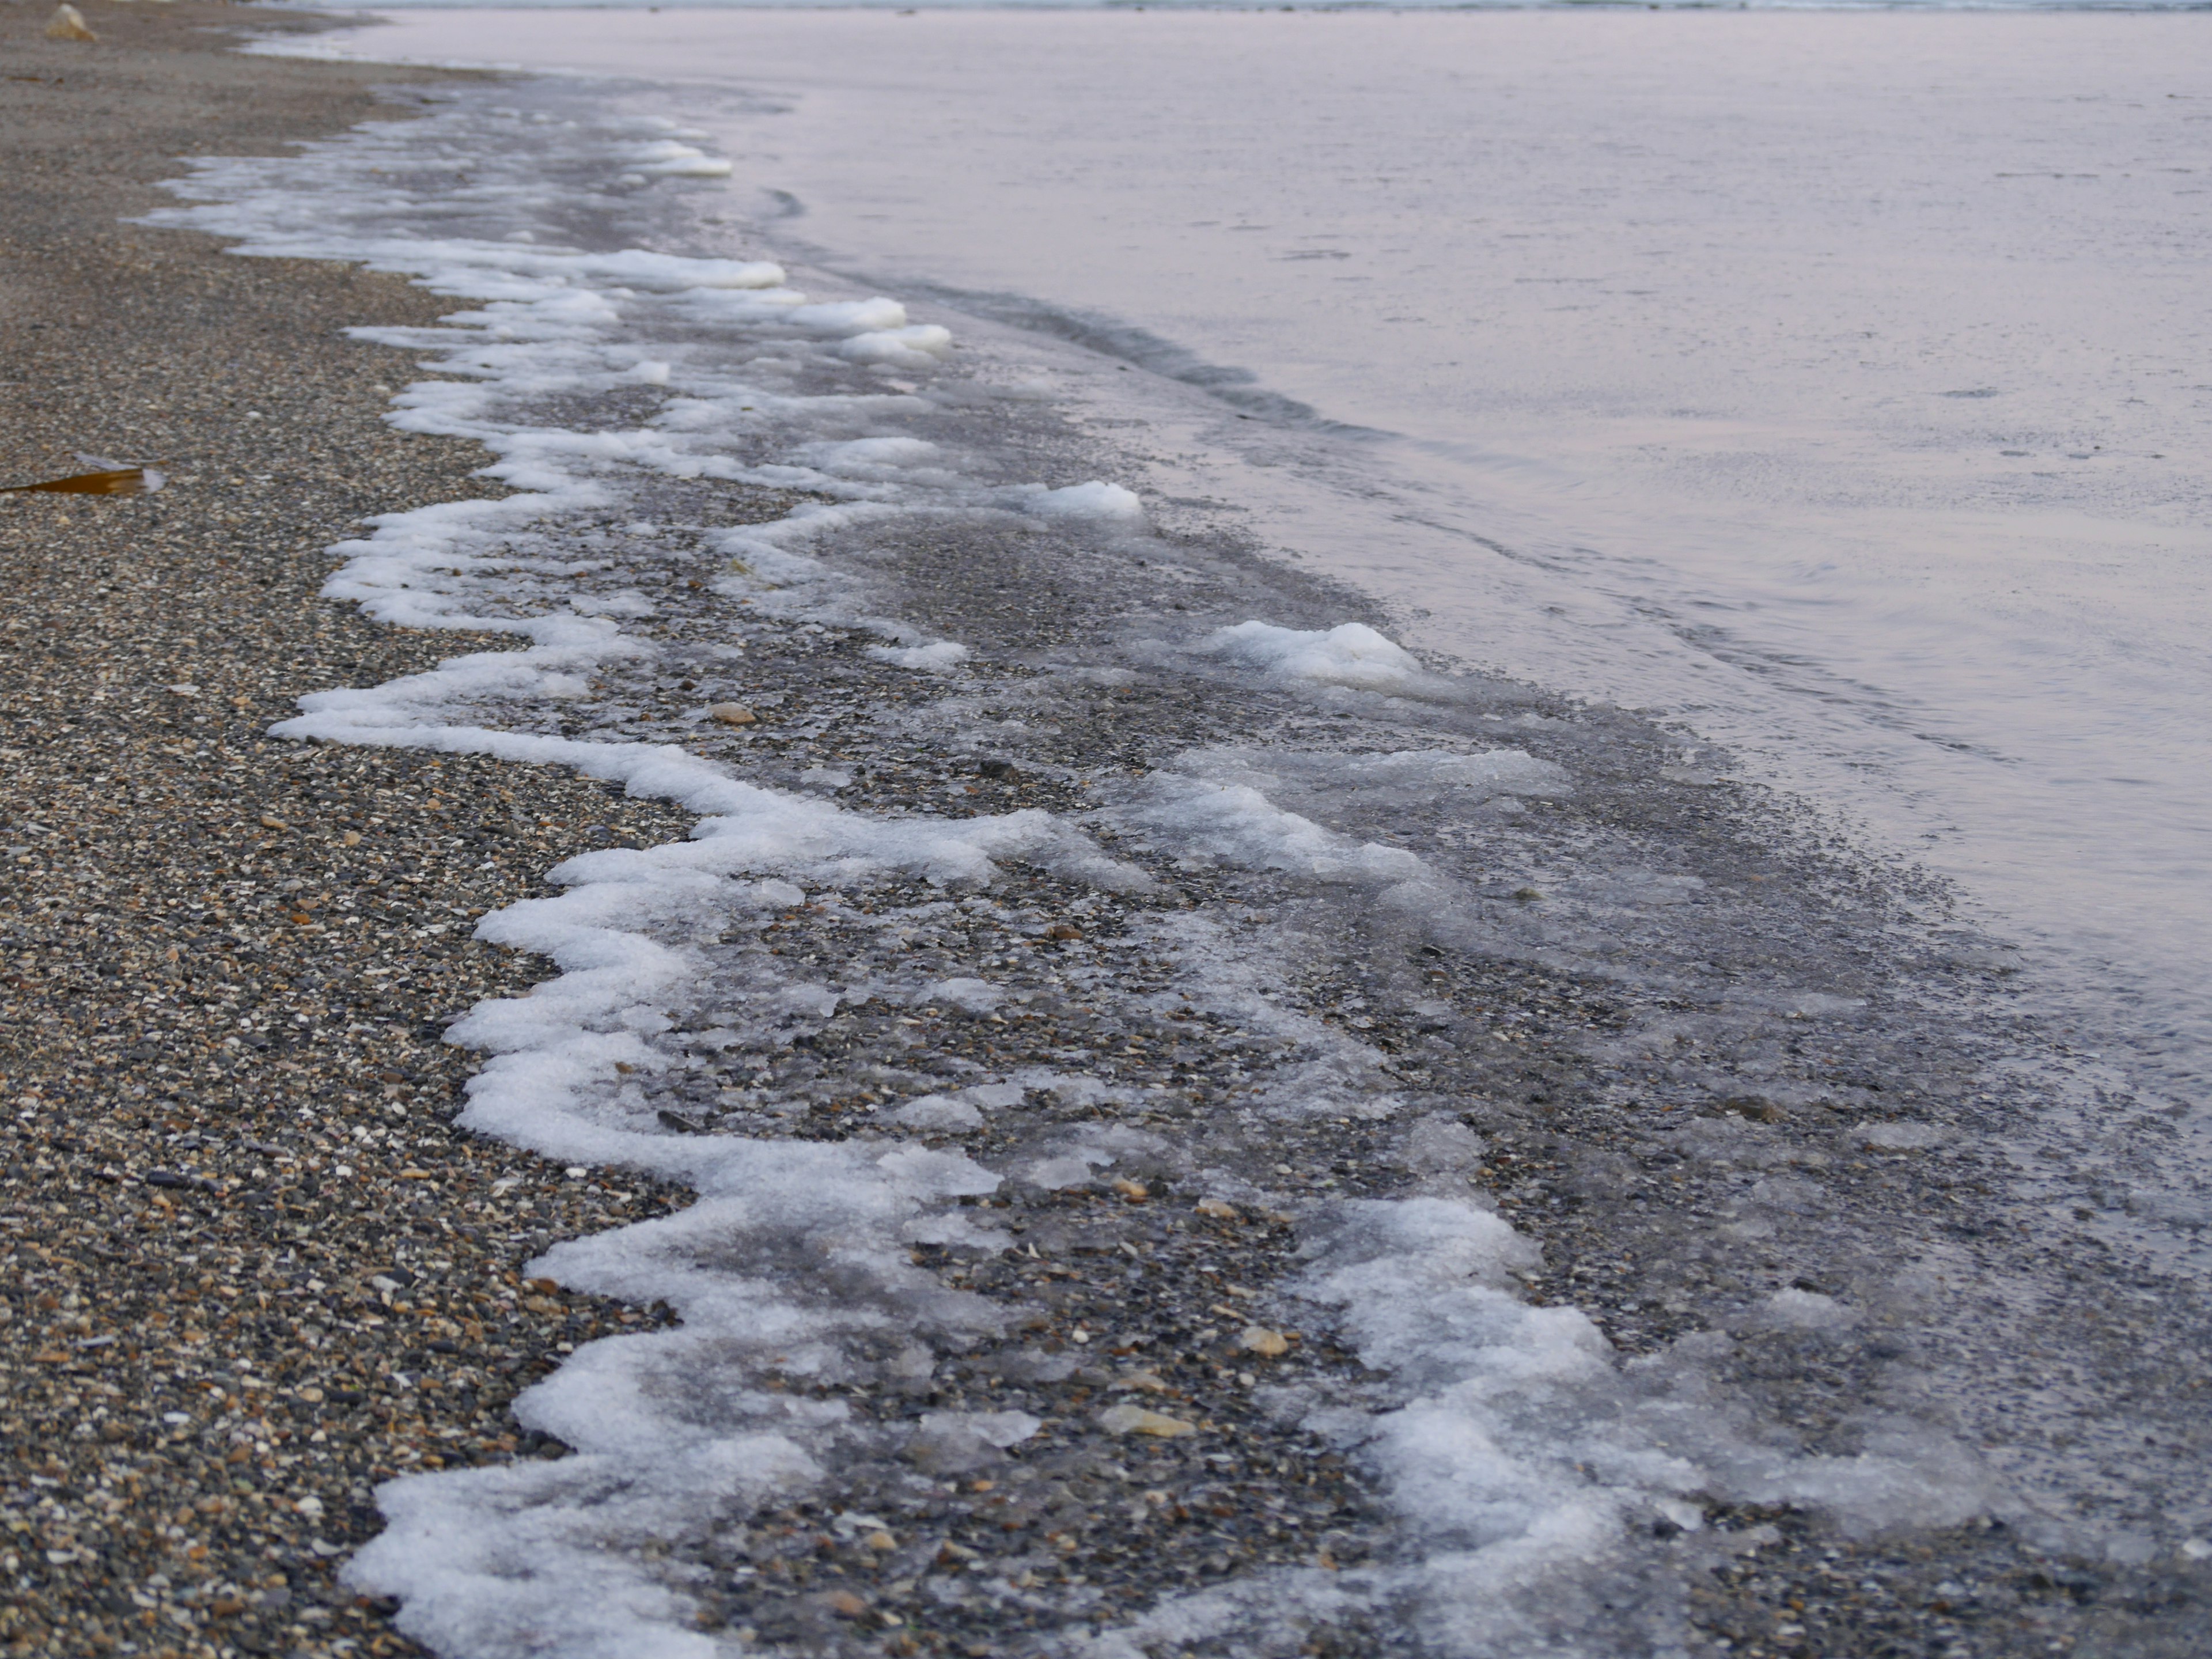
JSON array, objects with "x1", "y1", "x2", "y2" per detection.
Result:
[{"x1": 143, "y1": 85, "x2": 2002, "y2": 1659}]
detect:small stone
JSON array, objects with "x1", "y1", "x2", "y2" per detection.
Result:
[
  {"x1": 1109, "y1": 1176, "x2": 1147, "y2": 1201},
  {"x1": 259, "y1": 814, "x2": 288, "y2": 830},
  {"x1": 44, "y1": 4, "x2": 96, "y2": 41},
  {"x1": 1195, "y1": 1198, "x2": 1238, "y2": 1219},
  {"x1": 825, "y1": 1590, "x2": 868, "y2": 1620},
  {"x1": 707, "y1": 702, "x2": 756, "y2": 726},
  {"x1": 1046, "y1": 922, "x2": 1082, "y2": 940},
  {"x1": 865, "y1": 1530, "x2": 897, "y2": 1552},
  {"x1": 1239, "y1": 1326, "x2": 1290, "y2": 1358},
  {"x1": 1113, "y1": 1370, "x2": 1172, "y2": 1395},
  {"x1": 342, "y1": 830, "x2": 362, "y2": 847},
  {"x1": 293, "y1": 1495, "x2": 324, "y2": 1519},
  {"x1": 1099, "y1": 1404, "x2": 1196, "y2": 1438}
]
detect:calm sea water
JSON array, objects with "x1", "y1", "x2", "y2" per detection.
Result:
[{"x1": 293, "y1": 8, "x2": 2212, "y2": 1095}]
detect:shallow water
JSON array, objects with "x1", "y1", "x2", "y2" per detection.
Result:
[{"x1": 290, "y1": 9, "x2": 2212, "y2": 1113}]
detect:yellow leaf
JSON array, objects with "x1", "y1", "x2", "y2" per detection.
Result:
[{"x1": 4, "y1": 464, "x2": 139, "y2": 492}]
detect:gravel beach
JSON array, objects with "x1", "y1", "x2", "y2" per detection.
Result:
[
  {"x1": 1, "y1": 10, "x2": 698, "y2": 1656},
  {"x1": 4, "y1": 9, "x2": 2210, "y2": 1659}
]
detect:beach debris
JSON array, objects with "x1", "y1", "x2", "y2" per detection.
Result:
[
  {"x1": 44, "y1": 5, "x2": 96, "y2": 42},
  {"x1": 4, "y1": 465, "x2": 157, "y2": 495}
]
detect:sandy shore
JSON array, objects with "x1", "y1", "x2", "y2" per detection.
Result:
[{"x1": 0, "y1": 10, "x2": 709, "y2": 1656}]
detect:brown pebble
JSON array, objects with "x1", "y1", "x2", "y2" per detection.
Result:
[{"x1": 1099, "y1": 1404, "x2": 1198, "y2": 1438}]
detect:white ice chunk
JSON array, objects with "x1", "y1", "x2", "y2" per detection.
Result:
[
  {"x1": 1756, "y1": 1287, "x2": 1856, "y2": 1329},
  {"x1": 919, "y1": 1410, "x2": 1040, "y2": 1448},
  {"x1": 892, "y1": 1094, "x2": 984, "y2": 1131},
  {"x1": 867, "y1": 641, "x2": 971, "y2": 672},
  {"x1": 918, "y1": 976, "x2": 1005, "y2": 1013},
  {"x1": 623, "y1": 140, "x2": 732, "y2": 178},
  {"x1": 1021, "y1": 1149, "x2": 1115, "y2": 1190},
  {"x1": 1201, "y1": 619, "x2": 1437, "y2": 694},
  {"x1": 1132, "y1": 775, "x2": 1425, "y2": 885},
  {"x1": 839, "y1": 324, "x2": 955, "y2": 368},
  {"x1": 1021, "y1": 479, "x2": 1145, "y2": 523},
  {"x1": 809, "y1": 436, "x2": 940, "y2": 475},
  {"x1": 789, "y1": 296, "x2": 908, "y2": 335}
]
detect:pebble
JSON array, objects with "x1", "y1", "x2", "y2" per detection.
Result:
[{"x1": 1098, "y1": 1404, "x2": 1199, "y2": 1439}]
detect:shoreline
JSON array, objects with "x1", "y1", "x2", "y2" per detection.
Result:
[{"x1": 3, "y1": 12, "x2": 2209, "y2": 1659}]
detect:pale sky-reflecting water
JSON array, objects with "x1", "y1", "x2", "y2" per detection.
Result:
[{"x1": 298, "y1": 9, "x2": 2212, "y2": 1087}]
